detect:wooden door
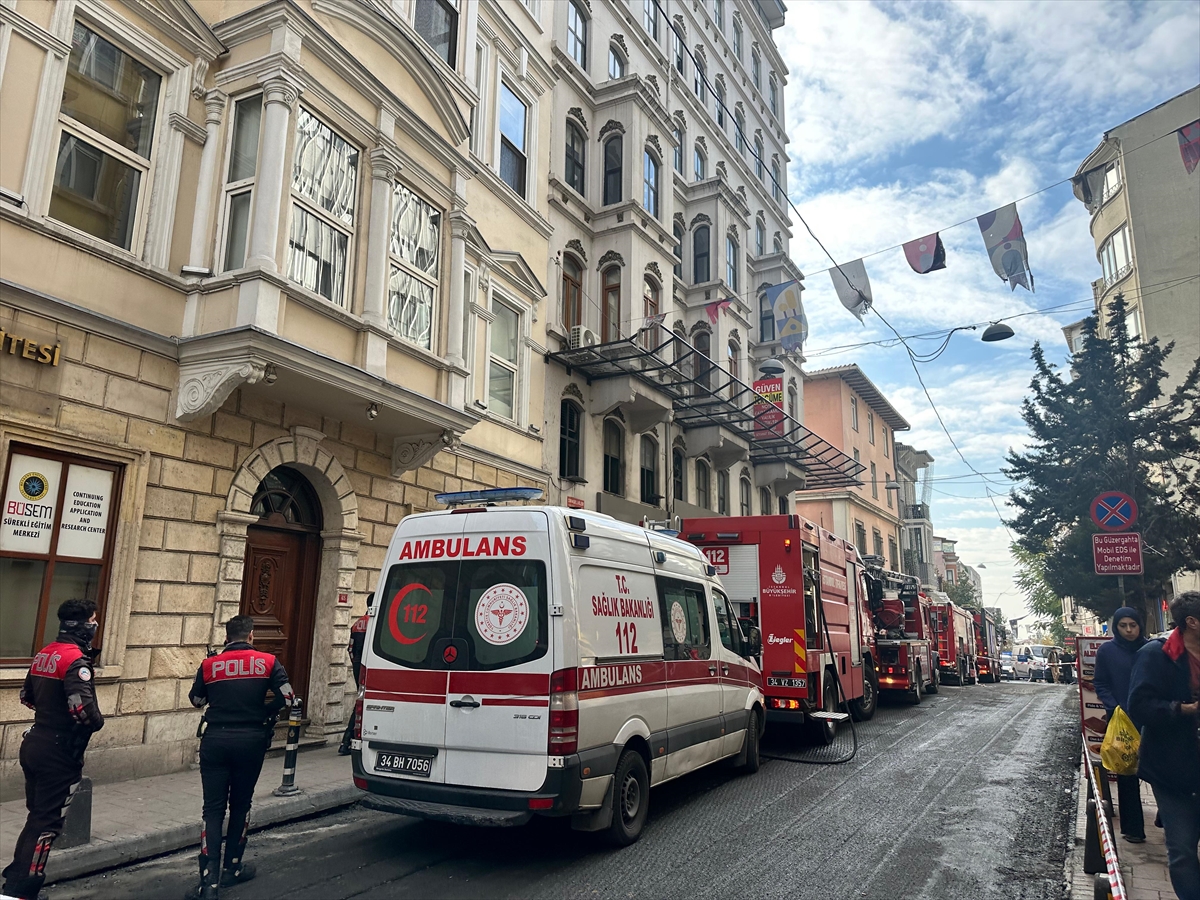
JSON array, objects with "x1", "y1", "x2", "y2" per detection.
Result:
[{"x1": 240, "y1": 526, "x2": 320, "y2": 702}]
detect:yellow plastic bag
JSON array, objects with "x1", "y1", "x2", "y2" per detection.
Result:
[{"x1": 1100, "y1": 706, "x2": 1141, "y2": 776}]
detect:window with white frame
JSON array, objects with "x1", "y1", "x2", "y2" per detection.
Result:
[
  {"x1": 693, "y1": 145, "x2": 706, "y2": 181},
  {"x1": 733, "y1": 18, "x2": 743, "y2": 58},
  {"x1": 755, "y1": 136, "x2": 764, "y2": 179},
  {"x1": 772, "y1": 159, "x2": 782, "y2": 202},
  {"x1": 673, "y1": 29, "x2": 686, "y2": 76},
  {"x1": 603, "y1": 135, "x2": 622, "y2": 204},
  {"x1": 717, "y1": 469, "x2": 729, "y2": 515},
  {"x1": 868, "y1": 411, "x2": 875, "y2": 444},
  {"x1": 566, "y1": 0, "x2": 587, "y2": 69},
  {"x1": 604, "y1": 419, "x2": 625, "y2": 494},
  {"x1": 643, "y1": 150, "x2": 660, "y2": 218},
  {"x1": 726, "y1": 235, "x2": 738, "y2": 290},
  {"x1": 221, "y1": 94, "x2": 262, "y2": 271},
  {"x1": 609, "y1": 45, "x2": 626, "y2": 79},
  {"x1": 714, "y1": 0, "x2": 724, "y2": 30},
  {"x1": 851, "y1": 396, "x2": 859, "y2": 430},
  {"x1": 499, "y1": 82, "x2": 529, "y2": 198},
  {"x1": 50, "y1": 22, "x2": 163, "y2": 252},
  {"x1": 759, "y1": 486, "x2": 771, "y2": 515},
  {"x1": 564, "y1": 120, "x2": 586, "y2": 195},
  {"x1": 695, "y1": 58, "x2": 707, "y2": 106},
  {"x1": 387, "y1": 182, "x2": 441, "y2": 348},
  {"x1": 489, "y1": 302, "x2": 520, "y2": 420},
  {"x1": 673, "y1": 220, "x2": 684, "y2": 279},
  {"x1": 469, "y1": 42, "x2": 486, "y2": 155},
  {"x1": 287, "y1": 108, "x2": 358, "y2": 307},
  {"x1": 1102, "y1": 159, "x2": 1122, "y2": 204},
  {"x1": 735, "y1": 109, "x2": 746, "y2": 155},
  {"x1": 715, "y1": 80, "x2": 725, "y2": 129},
  {"x1": 640, "y1": 435, "x2": 659, "y2": 505},
  {"x1": 759, "y1": 292, "x2": 774, "y2": 341},
  {"x1": 768, "y1": 75, "x2": 778, "y2": 117},
  {"x1": 752, "y1": 48, "x2": 761, "y2": 89},
  {"x1": 755, "y1": 217, "x2": 765, "y2": 256},
  {"x1": 1099, "y1": 223, "x2": 1132, "y2": 286},
  {"x1": 643, "y1": 0, "x2": 659, "y2": 40},
  {"x1": 673, "y1": 126, "x2": 684, "y2": 173},
  {"x1": 773, "y1": 232, "x2": 782, "y2": 254},
  {"x1": 673, "y1": 447, "x2": 685, "y2": 500},
  {"x1": 696, "y1": 459, "x2": 711, "y2": 508},
  {"x1": 740, "y1": 476, "x2": 752, "y2": 516},
  {"x1": 413, "y1": 0, "x2": 458, "y2": 67}
]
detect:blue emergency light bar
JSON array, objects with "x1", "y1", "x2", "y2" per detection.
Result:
[{"x1": 434, "y1": 487, "x2": 545, "y2": 507}]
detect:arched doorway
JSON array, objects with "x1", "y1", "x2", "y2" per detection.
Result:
[{"x1": 241, "y1": 466, "x2": 322, "y2": 700}]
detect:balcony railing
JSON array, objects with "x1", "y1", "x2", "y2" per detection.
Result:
[{"x1": 905, "y1": 503, "x2": 930, "y2": 521}]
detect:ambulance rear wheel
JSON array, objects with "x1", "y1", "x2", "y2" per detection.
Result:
[
  {"x1": 738, "y1": 710, "x2": 762, "y2": 774},
  {"x1": 607, "y1": 749, "x2": 649, "y2": 846}
]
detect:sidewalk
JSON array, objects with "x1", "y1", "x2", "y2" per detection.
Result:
[
  {"x1": 1067, "y1": 757, "x2": 1176, "y2": 899},
  {"x1": 0, "y1": 744, "x2": 362, "y2": 885}
]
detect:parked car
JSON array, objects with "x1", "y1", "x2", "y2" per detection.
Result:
[
  {"x1": 1000, "y1": 651, "x2": 1015, "y2": 681},
  {"x1": 1014, "y1": 645, "x2": 1061, "y2": 681}
]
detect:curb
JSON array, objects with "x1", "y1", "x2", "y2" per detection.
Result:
[{"x1": 46, "y1": 784, "x2": 363, "y2": 884}]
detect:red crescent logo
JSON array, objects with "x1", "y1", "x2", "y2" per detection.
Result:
[{"x1": 388, "y1": 583, "x2": 430, "y2": 645}]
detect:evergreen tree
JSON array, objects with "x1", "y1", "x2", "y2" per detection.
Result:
[
  {"x1": 944, "y1": 578, "x2": 979, "y2": 610},
  {"x1": 1004, "y1": 295, "x2": 1200, "y2": 624}
]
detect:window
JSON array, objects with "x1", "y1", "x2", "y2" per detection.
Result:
[
  {"x1": 673, "y1": 30, "x2": 686, "y2": 76},
  {"x1": 603, "y1": 419, "x2": 624, "y2": 494},
  {"x1": 1, "y1": 446, "x2": 122, "y2": 661},
  {"x1": 288, "y1": 108, "x2": 358, "y2": 307},
  {"x1": 715, "y1": 81, "x2": 725, "y2": 129},
  {"x1": 564, "y1": 121, "x2": 586, "y2": 195},
  {"x1": 888, "y1": 536, "x2": 898, "y2": 571},
  {"x1": 642, "y1": 276, "x2": 660, "y2": 348},
  {"x1": 735, "y1": 110, "x2": 746, "y2": 155},
  {"x1": 760, "y1": 292, "x2": 775, "y2": 341},
  {"x1": 602, "y1": 266, "x2": 621, "y2": 341},
  {"x1": 603, "y1": 136, "x2": 622, "y2": 205},
  {"x1": 726, "y1": 235, "x2": 738, "y2": 290},
  {"x1": 752, "y1": 48, "x2": 761, "y2": 89},
  {"x1": 870, "y1": 529, "x2": 883, "y2": 559},
  {"x1": 414, "y1": 0, "x2": 458, "y2": 66},
  {"x1": 755, "y1": 137, "x2": 764, "y2": 179},
  {"x1": 713, "y1": 589, "x2": 745, "y2": 655},
  {"x1": 469, "y1": 42, "x2": 486, "y2": 155},
  {"x1": 560, "y1": 401, "x2": 581, "y2": 478},
  {"x1": 673, "y1": 127, "x2": 684, "y2": 173},
  {"x1": 221, "y1": 94, "x2": 262, "y2": 271},
  {"x1": 643, "y1": 150, "x2": 660, "y2": 217},
  {"x1": 694, "y1": 146, "x2": 706, "y2": 181},
  {"x1": 733, "y1": 18, "x2": 743, "y2": 58},
  {"x1": 1099, "y1": 224, "x2": 1132, "y2": 286},
  {"x1": 778, "y1": 495, "x2": 788, "y2": 515},
  {"x1": 854, "y1": 521, "x2": 867, "y2": 555},
  {"x1": 672, "y1": 448, "x2": 685, "y2": 501},
  {"x1": 759, "y1": 487, "x2": 771, "y2": 515},
  {"x1": 489, "y1": 302, "x2": 520, "y2": 419},
  {"x1": 499, "y1": 83, "x2": 528, "y2": 197},
  {"x1": 695, "y1": 59, "x2": 707, "y2": 105},
  {"x1": 772, "y1": 159, "x2": 782, "y2": 202},
  {"x1": 696, "y1": 459, "x2": 711, "y2": 508},
  {"x1": 643, "y1": 0, "x2": 659, "y2": 40},
  {"x1": 608, "y1": 46, "x2": 625, "y2": 79},
  {"x1": 773, "y1": 233, "x2": 782, "y2": 254},
  {"x1": 714, "y1": 0, "x2": 724, "y2": 30},
  {"x1": 870, "y1": 461, "x2": 878, "y2": 499},
  {"x1": 787, "y1": 385, "x2": 797, "y2": 420},
  {"x1": 868, "y1": 411, "x2": 875, "y2": 444},
  {"x1": 388, "y1": 182, "x2": 441, "y2": 348},
  {"x1": 885, "y1": 472, "x2": 893, "y2": 508},
  {"x1": 673, "y1": 221, "x2": 684, "y2": 279},
  {"x1": 883, "y1": 426, "x2": 890, "y2": 458},
  {"x1": 727, "y1": 341, "x2": 739, "y2": 380},
  {"x1": 693, "y1": 225, "x2": 710, "y2": 283},
  {"x1": 562, "y1": 253, "x2": 583, "y2": 331},
  {"x1": 851, "y1": 396, "x2": 859, "y2": 430},
  {"x1": 50, "y1": 22, "x2": 162, "y2": 251},
  {"x1": 640, "y1": 436, "x2": 659, "y2": 505},
  {"x1": 695, "y1": 331, "x2": 712, "y2": 393},
  {"x1": 768, "y1": 75, "x2": 778, "y2": 117},
  {"x1": 755, "y1": 218, "x2": 765, "y2": 256},
  {"x1": 739, "y1": 476, "x2": 751, "y2": 516},
  {"x1": 1102, "y1": 160, "x2": 1122, "y2": 204},
  {"x1": 656, "y1": 577, "x2": 711, "y2": 661},
  {"x1": 566, "y1": 0, "x2": 587, "y2": 68},
  {"x1": 717, "y1": 470, "x2": 729, "y2": 515}
]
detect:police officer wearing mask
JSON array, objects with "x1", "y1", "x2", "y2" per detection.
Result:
[
  {"x1": 188, "y1": 615, "x2": 293, "y2": 900},
  {"x1": 2, "y1": 599, "x2": 105, "y2": 900}
]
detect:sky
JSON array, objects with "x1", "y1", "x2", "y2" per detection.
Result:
[{"x1": 775, "y1": 0, "x2": 1200, "y2": 624}]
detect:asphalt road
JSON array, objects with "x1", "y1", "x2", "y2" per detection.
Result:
[{"x1": 51, "y1": 681, "x2": 1081, "y2": 900}]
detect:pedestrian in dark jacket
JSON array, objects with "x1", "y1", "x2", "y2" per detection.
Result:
[
  {"x1": 339, "y1": 592, "x2": 373, "y2": 756},
  {"x1": 1094, "y1": 605, "x2": 1148, "y2": 842},
  {"x1": 1127, "y1": 591, "x2": 1200, "y2": 900}
]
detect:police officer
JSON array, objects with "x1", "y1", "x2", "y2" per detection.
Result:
[
  {"x1": 338, "y1": 592, "x2": 373, "y2": 756},
  {"x1": 2, "y1": 599, "x2": 105, "y2": 900},
  {"x1": 188, "y1": 615, "x2": 292, "y2": 900}
]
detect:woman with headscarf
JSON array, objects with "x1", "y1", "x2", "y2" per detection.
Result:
[{"x1": 1093, "y1": 606, "x2": 1149, "y2": 843}]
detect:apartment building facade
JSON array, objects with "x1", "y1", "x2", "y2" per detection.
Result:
[
  {"x1": 894, "y1": 441, "x2": 936, "y2": 588},
  {"x1": 0, "y1": 0, "x2": 557, "y2": 789},
  {"x1": 793, "y1": 365, "x2": 908, "y2": 569}
]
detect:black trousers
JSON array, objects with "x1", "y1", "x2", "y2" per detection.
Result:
[
  {"x1": 340, "y1": 665, "x2": 362, "y2": 748},
  {"x1": 1116, "y1": 772, "x2": 1146, "y2": 838},
  {"x1": 198, "y1": 727, "x2": 267, "y2": 884},
  {"x1": 1, "y1": 727, "x2": 84, "y2": 899}
]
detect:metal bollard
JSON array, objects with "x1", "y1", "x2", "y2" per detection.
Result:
[
  {"x1": 1084, "y1": 798, "x2": 1106, "y2": 875},
  {"x1": 1093, "y1": 874, "x2": 1112, "y2": 900},
  {"x1": 58, "y1": 776, "x2": 92, "y2": 849},
  {"x1": 273, "y1": 697, "x2": 303, "y2": 797}
]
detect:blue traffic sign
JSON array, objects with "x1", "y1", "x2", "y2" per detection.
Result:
[{"x1": 1090, "y1": 492, "x2": 1138, "y2": 532}]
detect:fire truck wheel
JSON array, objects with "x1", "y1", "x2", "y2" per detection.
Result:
[
  {"x1": 738, "y1": 710, "x2": 762, "y2": 774},
  {"x1": 850, "y1": 668, "x2": 878, "y2": 721},
  {"x1": 926, "y1": 666, "x2": 940, "y2": 694},
  {"x1": 607, "y1": 749, "x2": 649, "y2": 846},
  {"x1": 812, "y1": 678, "x2": 839, "y2": 746},
  {"x1": 910, "y1": 665, "x2": 923, "y2": 705}
]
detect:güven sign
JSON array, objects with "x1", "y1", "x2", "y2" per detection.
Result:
[{"x1": 1092, "y1": 533, "x2": 1143, "y2": 575}]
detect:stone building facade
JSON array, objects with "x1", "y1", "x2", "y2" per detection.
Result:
[{"x1": 0, "y1": 0, "x2": 553, "y2": 790}]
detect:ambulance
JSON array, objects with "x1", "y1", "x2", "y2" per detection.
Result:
[{"x1": 351, "y1": 490, "x2": 765, "y2": 845}]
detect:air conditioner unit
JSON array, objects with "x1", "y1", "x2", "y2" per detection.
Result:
[{"x1": 569, "y1": 326, "x2": 598, "y2": 349}]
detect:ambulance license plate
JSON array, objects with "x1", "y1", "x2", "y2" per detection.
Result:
[
  {"x1": 767, "y1": 677, "x2": 806, "y2": 688},
  {"x1": 375, "y1": 751, "x2": 435, "y2": 778}
]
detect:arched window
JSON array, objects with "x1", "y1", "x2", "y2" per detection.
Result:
[
  {"x1": 733, "y1": 18, "x2": 743, "y2": 59},
  {"x1": 726, "y1": 235, "x2": 738, "y2": 290},
  {"x1": 602, "y1": 266, "x2": 621, "y2": 341},
  {"x1": 760, "y1": 292, "x2": 775, "y2": 342},
  {"x1": 755, "y1": 217, "x2": 766, "y2": 256},
  {"x1": 603, "y1": 135, "x2": 622, "y2": 205},
  {"x1": 696, "y1": 459, "x2": 711, "y2": 509},
  {"x1": 673, "y1": 220, "x2": 684, "y2": 278},
  {"x1": 772, "y1": 159, "x2": 783, "y2": 202},
  {"x1": 735, "y1": 110, "x2": 746, "y2": 155},
  {"x1": 693, "y1": 225, "x2": 710, "y2": 283},
  {"x1": 787, "y1": 384, "x2": 798, "y2": 419},
  {"x1": 740, "y1": 476, "x2": 752, "y2": 516},
  {"x1": 642, "y1": 150, "x2": 660, "y2": 217},
  {"x1": 640, "y1": 435, "x2": 659, "y2": 505},
  {"x1": 773, "y1": 232, "x2": 783, "y2": 254},
  {"x1": 752, "y1": 48, "x2": 761, "y2": 90},
  {"x1": 672, "y1": 447, "x2": 685, "y2": 500},
  {"x1": 755, "y1": 137, "x2": 764, "y2": 180},
  {"x1": 717, "y1": 469, "x2": 729, "y2": 515},
  {"x1": 693, "y1": 145, "x2": 706, "y2": 181},
  {"x1": 566, "y1": 0, "x2": 587, "y2": 68},
  {"x1": 673, "y1": 126, "x2": 684, "y2": 172},
  {"x1": 759, "y1": 486, "x2": 771, "y2": 516},
  {"x1": 642, "y1": 276, "x2": 660, "y2": 348},
  {"x1": 608, "y1": 45, "x2": 626, "y2": 79},
  {"x1": 714, "y1": 80, "x2": 725, "y2": 129},
  {"x1": 768, "y1": 74, "x2": 778, "y2": 117},
  {"x1": 251, "y1": 466, "x2": 322, "y2": 529},
  {"x1": 694, "y1": 58, "x2": 707, "y2": 105},
  {"x1": 642, "y1": 0, "x2": 659, "y2": 40},
  {"x1": 603, "y1": 419, "x2": 624, "y2": 494},
  {"x1": 564, "y1": 121, "x2": 585, "y2": 195},
  {"x1": 714, "y1": 0, "x2": 724, "y2": 30},
  {"x1": 695, "y1": 330, "x2": 712, "y2": 393},
  {"x1": 727, "y1": 340, "x2": 739, "y2": 380},
  {"x1": 559, "y1": 400, "x2": 582, "y2": 478},
  {"x1": 562, "y1": 253, "x2": 583, "y2": 331},
  {"x1": 672, "y1": 27, "x2": 685, "y2": 75}
]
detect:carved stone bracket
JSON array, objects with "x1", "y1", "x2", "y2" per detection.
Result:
[
  {"x1": 599, "y1": 119, "x2": 625, "y2": 141},
  {"x1": 176, "y1": 361, "x2": 266, "y2": 421},
  {"x1": 393, "y1": 430, "x2": 460, "y2": 476},
  {"x1": 563, "y1": 382, "x2": 585, "y2": 403},
  {"x1": 597, "y1": 249, "x2": 625, "y2": 271},
  {"x1": 565, "y1": 238, "x2": 587, "y2": 264},
  {"x1": 567, "y1": 107, "x2": 589, "y2": 134},
  {"x1": 610, "y1": 33, "x2": 629, "y2": 58},
  {"x1": 645, "y1": 261, "x2": 663, "y2": 281},
  {"x1": 646, "y1": 134, "x2": 663, "y2": 158},
  {"x1": 689, "y1": 212, "x2": 712, "y2": 229}
]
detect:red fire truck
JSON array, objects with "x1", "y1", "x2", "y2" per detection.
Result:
[
  {"x1": 973, "y1": 609, "x2": 1001, "y2": 683},
  {"x1": 930, "y1": 598, "x2": 977, "y2": 685},
  {"x1": 862, "y1": 563, "x2": 939, "y2": 703},
  {"x1": 681, "y1": 514, "x2": 876, "y2": 745}
]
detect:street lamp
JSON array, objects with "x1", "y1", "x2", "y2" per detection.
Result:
[
  {"x1": 758, "y1": 357, "x2": 785, "y2": 377},
  {"x1": 981, "y1": 322, "x2": 1015, "y2": 342}
]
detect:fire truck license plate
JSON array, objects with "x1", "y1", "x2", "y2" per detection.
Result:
[
  {"x1": 767, "y1": 677, "x2": 806, "y2": 688},
  {"x1": 375, "y1": 751, "x2": 435, "y2": 777}
]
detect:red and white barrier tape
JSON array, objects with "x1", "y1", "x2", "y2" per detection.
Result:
[{"x1": 1085, "y1": 758, "x2": 1127, "y2": 900}]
